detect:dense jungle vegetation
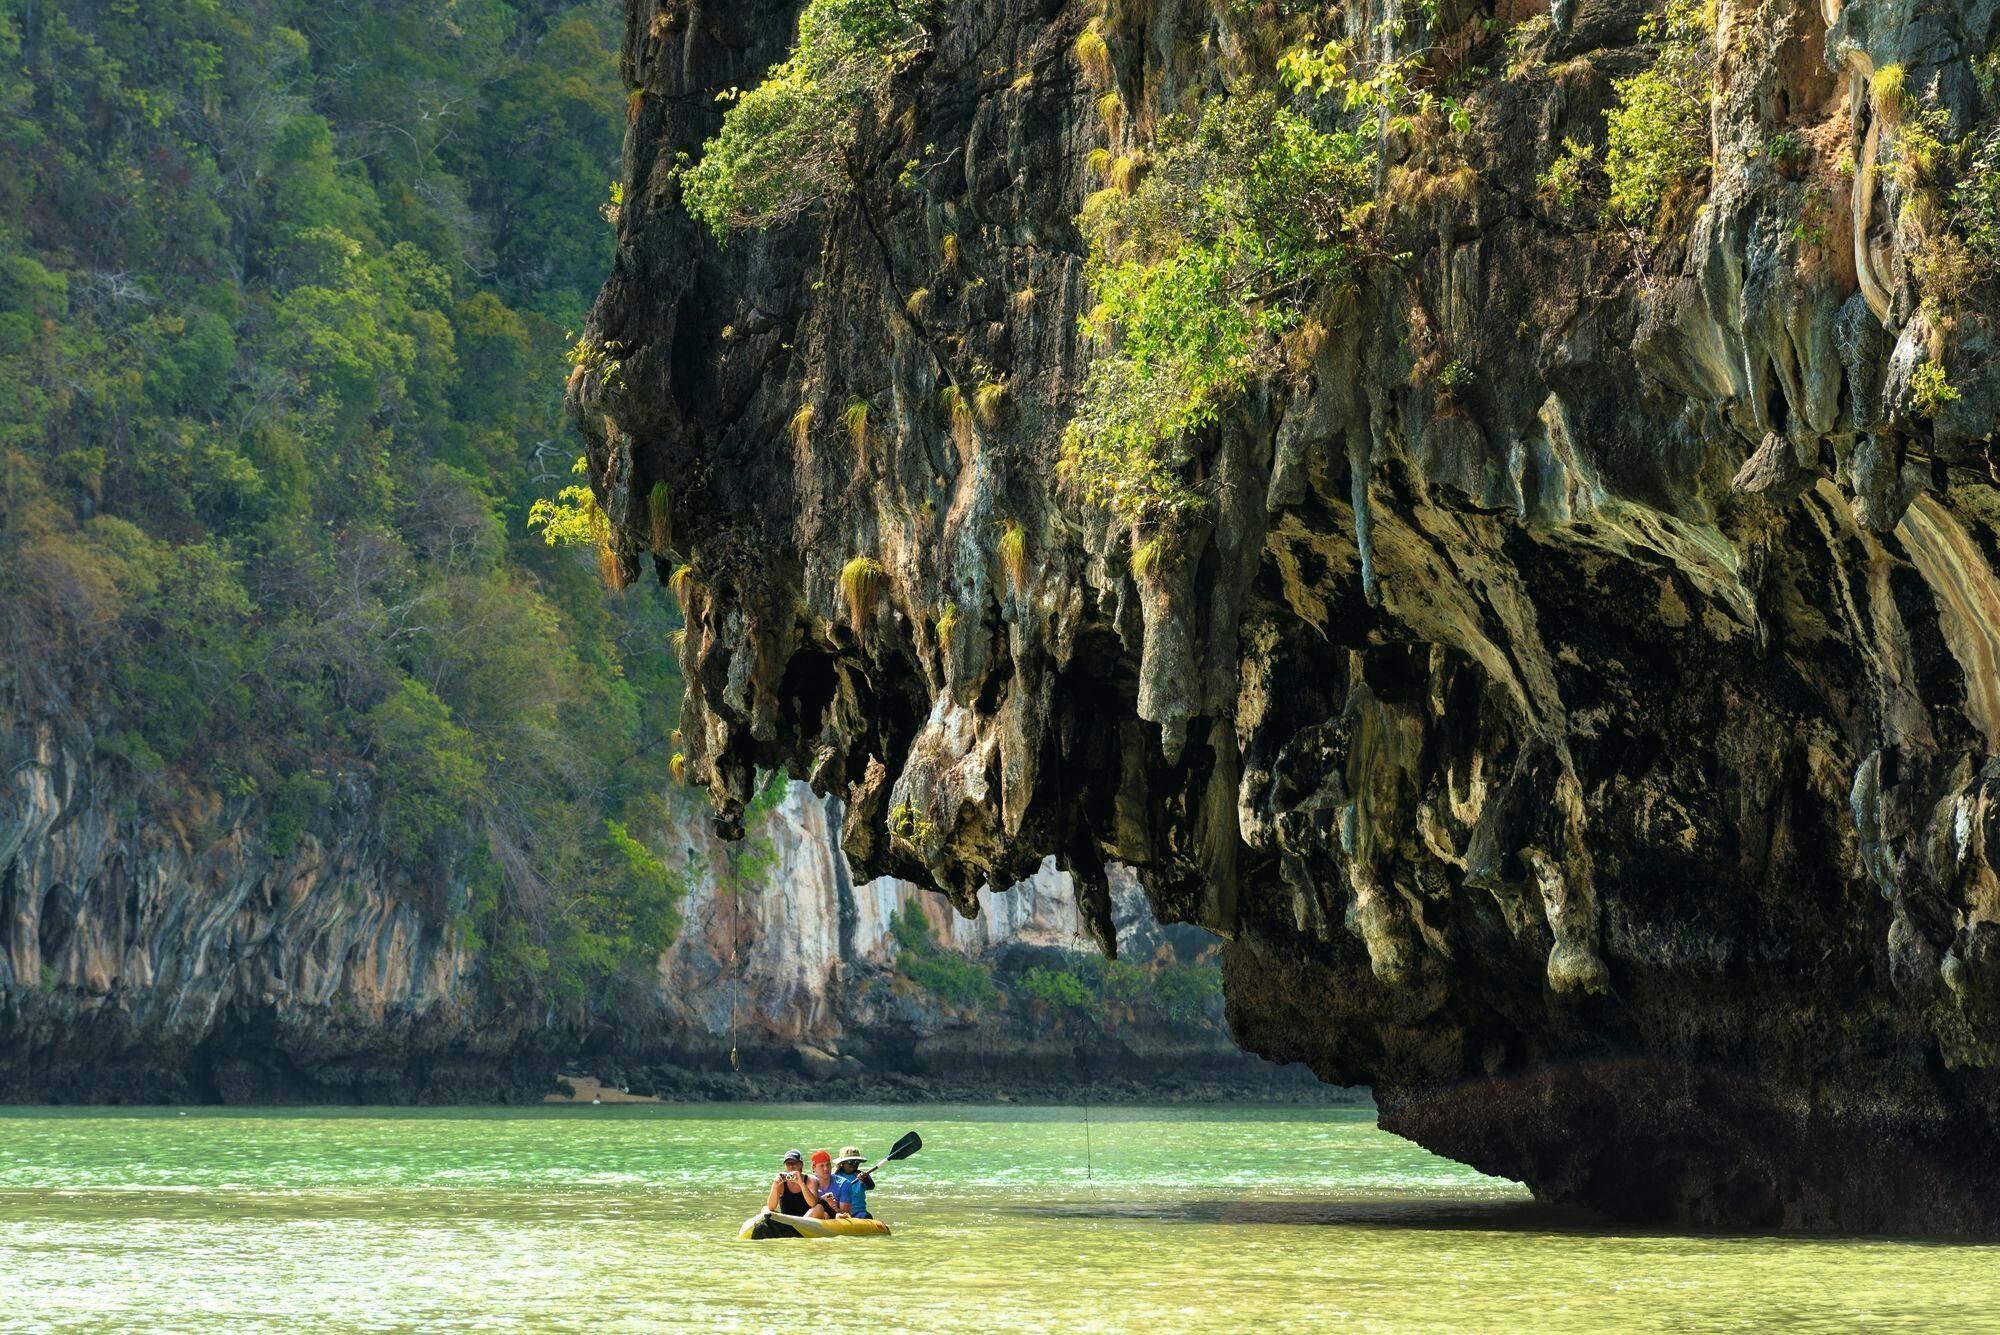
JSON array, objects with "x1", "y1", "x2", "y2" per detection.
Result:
[{"x1": 0, "y1": 0, "x2": 689, "y2": 1006}]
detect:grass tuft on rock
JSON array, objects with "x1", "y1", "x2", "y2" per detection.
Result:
[
  {"x1": 646, "y1": 482, "x2": 672, "y2": 553},
  {"x1": 998, "y1": 519, "x2": 1029, "y2": 591},
  {"x1": 843, "y1": 397, "x2": 871, "y2": 450},
  {"x1": 1075, "y1": 25, "x2": 1112, "y2": 88},
  {"x1": 838, "y1": 555, "x2": 887, "y2": 632}
]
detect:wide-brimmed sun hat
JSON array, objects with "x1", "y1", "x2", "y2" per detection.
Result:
[{"x1": 835, "y1": 1145, "x2": 864, "y2": 1166}]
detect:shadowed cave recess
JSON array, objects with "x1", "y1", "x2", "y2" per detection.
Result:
[{"x1": 571, "y1": 0, "x2": 2000, "y2": 1231}]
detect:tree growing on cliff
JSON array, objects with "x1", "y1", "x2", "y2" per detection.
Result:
[
  {"x1": 1602, "y1": 0, "x2": 1715, "y2": 230},
  {"x1": 1061, "y1": 93, "x2": 1370, "y2": 521},
  {"x1": 676, "y1": 0, "x2": 938, "y2": 239},
  {"x1": 365, "y1": 680, "x2": 487, "y2": 868}
]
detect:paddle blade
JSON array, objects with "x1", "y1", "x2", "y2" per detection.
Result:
[{"x1": 885, "y1": 1131, "x2": 922, "y2": 1162}]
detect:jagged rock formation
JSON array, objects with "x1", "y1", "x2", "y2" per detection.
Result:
[{"x1": 575, "y1": 0, "x2": 2000, "y2": 1229}]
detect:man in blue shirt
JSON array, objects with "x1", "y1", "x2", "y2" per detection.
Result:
[{"x1": 828, "y1": 1145, "x2": 876, "y2": 1218}]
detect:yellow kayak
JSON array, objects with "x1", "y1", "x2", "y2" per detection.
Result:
[{"x1": 739, "y1": 1209, "x2": 892, "y2": 1240}]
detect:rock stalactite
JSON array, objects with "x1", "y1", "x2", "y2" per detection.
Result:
[{"x1": 575, "y1": 0, "x2": 2000, "y2": 1230}]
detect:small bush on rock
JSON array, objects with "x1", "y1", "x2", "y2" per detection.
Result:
[
  {"x1": 1061, "y1": 92, "x2": 1370, "y2": 521},
  {"x1": 1538, "y1": 137, "x2": 1597, "y2": 208},
  {"x1": 677, "y1": 0, "x2": 936, "y2": 238},
  {"x1": 1911, "y1": 360, "x2": 1959, "y2": 418},
  {"x1": 1603, "y1": 0, "x2": 1714, "y2": 231}
]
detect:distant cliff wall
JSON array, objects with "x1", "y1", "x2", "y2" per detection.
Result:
[
  {"x1": 660, "y1": 784, "x2": 1097, "y2": 1045},
  {"x1": 1, "y1": 711, "x2": 1279, "y2": 1101}
]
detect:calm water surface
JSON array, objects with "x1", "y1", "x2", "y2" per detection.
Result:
[{"x1": 0, "y1": 1103, "x2": 1993, "y2": 1332}]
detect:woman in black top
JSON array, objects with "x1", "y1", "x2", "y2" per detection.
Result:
[{"x1": 766, "y1": 1149, "x2": 814, "y2": 1217}]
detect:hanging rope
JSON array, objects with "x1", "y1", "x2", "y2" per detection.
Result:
[
  {"x1": 1082, "y1": 1044, "x2": 1093, "y2": 1182},
  {"x1": 1071, "y1": 920, "x2": 1095, "y2": 1183},
  {"x1": 728, "y1": 883, "x2": 741, "y2": 1071}
]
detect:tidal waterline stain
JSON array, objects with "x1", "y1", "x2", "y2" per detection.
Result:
[{"x1": 0, "y1": 1104, "x2": 1993, "y2": 1332}]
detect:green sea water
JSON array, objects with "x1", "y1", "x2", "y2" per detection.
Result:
[{"x1": 0, "y1": 1103, "x2": 1994, "y2": 1332}]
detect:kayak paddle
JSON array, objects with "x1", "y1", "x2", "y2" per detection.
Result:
[{"x1": 864, "y1": 1131, "x2": 922, "y2": 1176}]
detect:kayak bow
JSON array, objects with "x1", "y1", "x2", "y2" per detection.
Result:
[{"x1": 739, "y1": 1208, "x2": 892, "y2": 1240}]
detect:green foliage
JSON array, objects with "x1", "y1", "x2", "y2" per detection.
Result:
[
  {"x1": 365, "y1": 680, "x2": 486, "y2": 867},
  {"x1": 677, "y1": 0, "x2": 936, "y2": 239},
  {"x1": 1883, "y1": 60, "x2": 2000, "y2": 313},
  {"x1": 1017, "y1": 964, "x2": 1097, "y2": 1017},
  {"x1": 0, "y1": 0, "x2": 689, "y2": 1008},
  {"x1": 1892, "y1": 103, "x2": 1956, "y2": 193},
  {"x1": 889, "y1": 901, "x2": 997, "y2": 1007},
  {"x1": 719, "y1": 769, "x2": 791, "y2": 894},
  {"x1": 1603, "y1": 0, "x2": 1715, "y2": 230},
  {"x1": 595, "y1": 818, "x2": 687, "y2": 959},
  {"x1": 528, "y1": 456, "x2": 611, "y2": 547},
  {"x1": 1279, "y1": 23, "x2": 1470, "y2": 141},
  {"x1": 1539, "y1": 137, "x2": 1597, "y2": 209},
  {"x1": 1063, "y1": 93, "x2": 1370, "y2": 520},
  {"x1": 267, "y1": 774, "x2": 334, "y2": 858},
  {"x1": 1504, "y1": 14, "x2": 1553, "y2": 79},
  {"x1": 1955, "y1": 124, "x2": 2000, "y2": 267},
  {"x1": 1766, "y1": 131, "x2": 1804, "y2": 169},
  {"x1": 1788, "y1": 186, "x2": 1834, "y2": 251},
  {"x1": 888, "y1": 798, "x2": 933, "y2": 844},
  {"x1": 1147, "y1": 956, "x2": 1225, "y2": 1024},
  {"x1": 1014, "y1": 950, "x2": 1225, "y2": 1030},
  {"x1": 1911, "y1": 361, "x2": 1960, "y2": 418},
  {"x1": 1436, "y1": 359, "x2": 1477, "y2": 393}
]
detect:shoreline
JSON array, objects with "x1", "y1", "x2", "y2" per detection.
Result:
[
  {"x1": 1, "y1": 1036, "x2": 1359, "y2": 1107},
  {"x1": 0, "y1": 1066, "x2": 1364, "y2": 1108},
  {"x1": 548, "y1": 1064, "x2": 1364, "y2": 1108}
]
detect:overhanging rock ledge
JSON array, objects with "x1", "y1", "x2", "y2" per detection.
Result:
[{"x1": 573, "y1": 0, "x2": 2000, "y2": 1231}]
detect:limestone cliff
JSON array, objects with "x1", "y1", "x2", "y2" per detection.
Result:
[
  {"x1": 1, "y1": 711, "x2": 1254, "y2": 1100},
  {"x1": 575, "y1": 0, "x2": 2000, "y2": 1230},
  {"x1": 0, "y1": 711, "x2": 514, "y2": 1101},
  {"x1": 651, "y1": 785, "x2": 1276, "y2": 1095}
]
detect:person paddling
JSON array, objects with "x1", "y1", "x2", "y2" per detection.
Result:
[
  {"x1": 766, "y1": 1149, "x2": 815, "y2": 1218},
  {"x1": 827, "y1": 1146, "x2": 876, "y2": 1220}
]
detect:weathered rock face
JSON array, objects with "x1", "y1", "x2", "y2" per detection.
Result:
[
  {"x1": 0, "y1": 711, "x2": 531, "y2": 1102},
  {"x1": 576, "y1": 0, "x2": 2000, "y2": 1230},
  {"x1": 663, "y1": 785, "x2": 1104, "y2": 1051}
]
